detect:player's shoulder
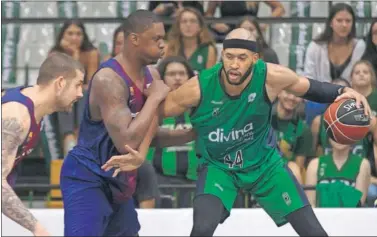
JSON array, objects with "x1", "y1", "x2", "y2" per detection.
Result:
[
  {"x1": 360, "y1": 158, "x2": 371, "y2": 171},
  {"x1": 92, "y1": 67, "x2": 125, "y2": 88},
  {"x1": 90, "y1": 67, "x2": 129, "y2": 100},
  {"x1": 265, "y1": 63, "x2": 296, "y2": 86},
  {"x1": 266, "y1": 63, "x2": 293, "y2": 79},
  {"x1": 2, "y1": 101, "x2": 29, "y2": 116},
  {"x1": 2, "y1": 101, "x2": 32, "y2": 130}
]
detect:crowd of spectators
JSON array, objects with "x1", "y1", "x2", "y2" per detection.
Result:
[{"x1": 4, "y1": 1, "x2": 377, "y2": 209}]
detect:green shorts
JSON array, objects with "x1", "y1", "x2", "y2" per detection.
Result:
[{"x1": 195, "y1": 152, "x2": 309, "y2": 226}]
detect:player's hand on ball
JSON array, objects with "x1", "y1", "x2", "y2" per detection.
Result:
[
  {"x1": 101, "y1": 145, "x2": 144, "y2": 177},
  {"x1": 145, "y1": 79, "x2": 171, "y2": 101},
  {"x1": 335, "y1": 87, "x2": 372, "y2": 117}
]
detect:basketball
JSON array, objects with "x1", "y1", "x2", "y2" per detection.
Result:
[{"x1": 323, "y1": 99, "x2": 370, "y2": 145}]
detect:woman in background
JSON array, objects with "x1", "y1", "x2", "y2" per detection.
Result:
[
  {"x1": 303, "y1": 3, "x2": 365, "y2": 126},
  {"x1": 361, "y1": 20, "x2": 377, "y2": 75},
  {"x1": 50, "y1": 20, "x2": 99, "y2": 156},
  {"x1": 165, "y1": 7, "x2": 217, "y2": 74},
  {"x1": 103, "y1": 25, "x2": 124, "y2": 61},
  {"x1": 304, "y1": 3, "x2": 365, "y2": 83}
]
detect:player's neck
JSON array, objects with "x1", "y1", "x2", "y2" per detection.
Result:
[
  {"x1": 21, "y1": 86, "x2": 57, "y2": 122},
  {"x1": 118, "y1": 50, "x2": 145, "y2": 80},
  {"x1": 276, "y1": 102, "x2": 294, "y2": 120},
  {"x1": 353, "y1": 85, "x2": 372, "y2": 98},
  {"x1": 332, "y1": 148, "x2": 350, "y2": 162}
]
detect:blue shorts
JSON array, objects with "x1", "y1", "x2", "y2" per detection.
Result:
[{"x1": 60, "y1": 155, "x2": 140, "y2": 236}]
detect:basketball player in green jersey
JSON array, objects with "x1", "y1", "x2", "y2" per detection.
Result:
[{"x1": 104, "y1": 28, "x2": 372, "y2": 236}]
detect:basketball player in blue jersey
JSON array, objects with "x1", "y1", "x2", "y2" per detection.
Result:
[
  {"x1": 2, "y1": 52, "x2": 85, "y2": 236},
  {"x1": 60, "y1": 10, "x2": 194, "y2": 236}
]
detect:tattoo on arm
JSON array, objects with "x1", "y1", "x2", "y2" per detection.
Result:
[
  {"x1": 93, "y1": 70, "x2": 155, "y2": 152},
  {"x1": 1, "y1": 117, "x2": 38, "y2": 232}
]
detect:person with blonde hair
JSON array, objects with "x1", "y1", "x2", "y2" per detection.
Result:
[
  {"x1": 350, "y1": 60, "x2": 377, "y2": 116},
  {"x1": 350, "y1": 60, "x2": 377, "y2": 206},
  {"x1": 165, "y1": 7, "x2": 217, "y2": 74}
]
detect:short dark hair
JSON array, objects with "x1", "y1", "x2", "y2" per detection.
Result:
[
  {"x1": 121, "y1": 10, "x2": 162, "y2": 38},
  {"x1": 157, "y1": 56, "x2": 195, "y2": 80},
  {"x1": 37, "y1": 52, "x2": 85, "y2": 85}
]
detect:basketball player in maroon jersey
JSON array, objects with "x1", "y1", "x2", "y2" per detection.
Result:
[{"x1": 1, "y1": 52, "x2": 85, "y2": 236}]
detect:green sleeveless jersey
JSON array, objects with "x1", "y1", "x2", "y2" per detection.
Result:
[
  {"x1": 188, "y1": 43, "x2": 212, "y2": 74},
  {"x1": 317, "y1": 154, "x2": 363, "y2": 187},
  {"x1": 318, "y1": 114, "x2": 368, "y2": 157},
  {"x1": 147, "y1": 113, "x2": 198, "y2": 180},
  {"x1": 190, "y1": 60, "x2": 278, "y2": 171}
]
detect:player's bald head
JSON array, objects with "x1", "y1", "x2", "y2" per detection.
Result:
[{"x1": 225, "y1": 28, "x2": 256, "y2": 42}]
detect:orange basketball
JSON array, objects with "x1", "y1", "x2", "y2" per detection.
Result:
[{"x1": 323, "y1": 99, "x2": 370, "y2": 145}]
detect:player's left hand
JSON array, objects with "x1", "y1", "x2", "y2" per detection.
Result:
[
  {"x1": 101, "y1": 145, "x2": 144, "y2": 177},
  {"x1": 335, "y1": 87, "x2": 372, "y2": 117}
]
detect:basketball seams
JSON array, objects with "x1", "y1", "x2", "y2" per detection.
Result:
[
  {"x1": 324, "y1": 99, "x2": 368, "y2": 144},
  {"x1": 332, "y1": 123, "x2": 358, "y2": 142},
  {"x1": 328, "y1": 108, "x2": 366, "y2": 128}
]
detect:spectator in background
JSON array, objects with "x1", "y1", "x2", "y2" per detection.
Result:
[
  {"x1": 362, "y1": 20, "x2": 377, "y2": 75},
  {"x1": 148, "y1": 56, "x2": 197, "y2": 208},
  {"x1": 165, "y1": 8, "x2": 217, "y2": 74},
  {"x1": 367, "y1": 120, "x2": 377, "y2": 207},
  {"x1": 239, "y1": 15, "x2": 279, "y2": 64},
  {"x1": 304, "y1": 3, "x2": 365, "y2": 84},
  {"x1": 271, "y1": 90, "x2": 312, "y2": 184},
  {"x1": 350, "y1": 60, "x2": 377, "y2": 207},
  {"x1": 350, "y1": 60, "x2": 377, "y2": 117},
  {"x1": 149, "y1": 1, "x2": 204, "y2": 33},
  {"x1": 149, "y1": 1, "x2": 204, "y2": 17},
  {"x1": 305, "y1": 138, "x2": 371, "y2": 207},
  {"x1": 205, "y1": 1, "x2": 285, "y2": 37},
  {"x1": 103, "y1": 25, "x2": 124, "y2": 61},
  {"x1": 303, "y1": 3, "x2": 365, "y2": 127},
  {"x1": 50, "y1": 20, "x2": 99, "y2": 156}
]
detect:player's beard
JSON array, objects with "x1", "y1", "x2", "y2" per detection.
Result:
[{"x1": 223, "y1": 63, "x2": 254, "y2": 86}]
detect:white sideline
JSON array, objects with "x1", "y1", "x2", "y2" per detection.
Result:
[{"x1": 2, "y1": 208, "x2": 377, "y2": 236}]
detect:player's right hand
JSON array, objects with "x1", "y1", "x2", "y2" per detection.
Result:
[
  {"x1": 101, "y1": 145, "x2": 144, "y2": 177},
  {"x1": 33, "y1": 222, "x2": 50, "y2": 236},
  {"x1": 146, "y1": 79, "x2": 171, "y2": 101}
]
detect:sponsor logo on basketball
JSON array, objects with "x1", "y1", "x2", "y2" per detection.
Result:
[
  {"x1": 343, "y1": 101, "x2": 357, "y2": 112},
  {"x1": 208, "y1": 122, "x2": 254, "y2": 143},
  {"x1": 354, "y1": 114, "x2": 369, "y2": 122}
]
